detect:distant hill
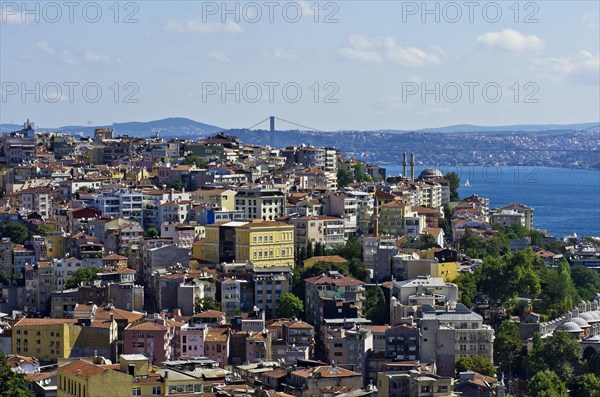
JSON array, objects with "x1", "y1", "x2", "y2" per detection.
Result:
[
  {"x1": 415, "y1": 122, "x2": 600, "y2": 133},
  {"x1": 0, "y1": 117, "x2": 223, "y2": 138},
  {"x1": 2, "y1": 118, "x2": 598, "y2": 136}
]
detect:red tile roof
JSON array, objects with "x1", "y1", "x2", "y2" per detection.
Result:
[{"x1": 59, "y1": 359, "x2": 105, "y2": 379}]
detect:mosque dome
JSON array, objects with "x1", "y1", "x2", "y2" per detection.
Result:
[
  {"x1": 419, "y1": 168, "x2": 443, "y2": 179},
  {"x1": 571, "y1": 317, "x2": 590, "y2": 328},
  {"x1": 556, "y1": 321, "x2": 583, "y2": 333},
  {"x1": 579, "y1": 312, "x2": 597, "y2": 323}
]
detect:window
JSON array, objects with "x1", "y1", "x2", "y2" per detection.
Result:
[
  {"x1": 152, "y1": 386, "x2": 161, "y2": 395},
  {"x1": 133, "y1": 387, "x2": 141, "y2": 396}
]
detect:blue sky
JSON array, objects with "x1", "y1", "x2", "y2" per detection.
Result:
[{"x1": 1, "y1": 1, "x2": 599, "y2": 131}]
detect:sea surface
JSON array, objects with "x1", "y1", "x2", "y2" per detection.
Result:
[{"x1": 384, "y1": 165, "x2": 600, "y2": 238}]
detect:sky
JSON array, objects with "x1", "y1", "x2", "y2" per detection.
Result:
[{"x1": 1, "y1": 0, "x2": 599, "y2": 131}]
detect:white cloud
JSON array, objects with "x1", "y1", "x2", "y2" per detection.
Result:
[
  {"x1": 340, "y1": 35, "x2": 441, "y2": 66},
  {"x1": 85, "y1": 51, "x2": 111, "y2": 64},
  {"x1": 61, "y1": 51, "x2": 76, "y2": 65},
  {"x1": 536, "y1": 51, "x2": 600, "y2": 85},
  {"x1": 476, "y1": 28, "x2": 544, "y2": 52},
  {"x1": 384, "y1": 38, "x2": 441, "y2": 66},
  {"x1": 37, "y1": 41, "x2": 55, "y2": 55},
  {"x1": 339, "y1": 47, "x2": 382, "y2": 63},
  {"x1": 582, "y1": 12, "x2": 599, "y2": 30},
  {"x1": 274, "y1": 48, "x2": 299, "y2": 60},
  {"x1": 165, "y1": 19, "x2": 242, "y2": 34},
  {"x1": 208, "y1": 51, "x2": 230, "y2": 62}
]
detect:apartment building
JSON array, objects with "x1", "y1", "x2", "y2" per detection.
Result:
[
  {"x1": 194, "y1": 220, "x2": 294, "y2": 268},
  {"x1": 235, "y1": 187, "x2": 286, "y2": 221},
  {"x1": 420, "y1": 304, "x2": 494, "y2": 377},
  {"x1": 290, "y1": 216, "x2": 345, "y2": 249}
]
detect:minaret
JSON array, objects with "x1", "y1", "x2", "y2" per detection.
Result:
[
  {"x1": 402, "y1": 152, "x2": 407, "y2": 178},
  {"x1": 410, "y1": 152, "x2": 415, "y2": 181},
  {"x1": 373, "y1": 195, "x2": 379, "y2": 237}
]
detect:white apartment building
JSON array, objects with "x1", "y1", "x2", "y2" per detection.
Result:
[
  {"x1": 325, "y1": 193, "x2": 358, "y2": 240},
  {"x1": 347, "y1": 190, "x2": 374, "y2": 236},
  {"x1": 420, "y1": 304, "x2": 494, "y2": 377},
  {"x1": 93, "y1": 190, "x2": 144, "y2": 223},
  {"x1": 235, "y1": 187, "x2": 286, "y2": 221}
]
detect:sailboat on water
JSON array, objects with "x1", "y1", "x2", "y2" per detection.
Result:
[{"x1": 464, "y1": 179, "x2": 471, "y2": 187}]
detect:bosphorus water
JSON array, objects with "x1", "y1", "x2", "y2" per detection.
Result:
[{"x1": 385, "y1": 165, "x2": 600, "y2": 238}]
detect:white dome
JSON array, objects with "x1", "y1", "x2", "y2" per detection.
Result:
[
  {"x1": 571, "y1": 317, "x2": 590, "y2": 328},
  {"x1": 579, "y1": 312, "x2": 597, "y2": 323},
  {"x1": 556, "y1": 321, "x2": 583, "y2": 333}
]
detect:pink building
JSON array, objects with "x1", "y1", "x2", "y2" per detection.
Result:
[
  {"x1": 179, "y1": 323, "x2": 207, "y2": 358},
  {"x1": 204, "y1": 328, "x2": 229, "y2": 367},
  {"x1": 123, "y1": 320, "x2": 172, "y2": 365}
]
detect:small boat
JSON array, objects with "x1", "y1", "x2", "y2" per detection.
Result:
[{"x1": 464, "y1": 179, "x2": 471, "y2": 187}]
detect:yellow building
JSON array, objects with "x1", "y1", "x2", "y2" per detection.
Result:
[
  {"x1": 57, "y1": 354, "x2": 203, "y2": 397},
  {"x1": 379, "y1": 201, "x2": 409, "y2": 236},
  {"x1": 58, "y1": 359, "x2": 132, "y2": 397},
  {"x1": 236, "y1": 221, "x2": 295, "y2": 268},
  {"x1": 13, "y1": 318, "x2": 81, "y2": 362},
  {"x1": 45, "y1": 231, "x2": 67, "y2": 259},
  {"x1": 404, "y1": 259, "x2": 458, "y2": 282},
  {"x1": 193, "y1": 220, "x2": 295, "y2": 268},
  {"x1": 190, "y1": 189, "x2": 236, "y2": 211}
]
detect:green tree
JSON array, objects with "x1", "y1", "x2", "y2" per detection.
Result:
[
  {"x1": 455, "y1": 355, "x2": 496, "y2": 377},
  {"x1": 330, "y1": 236, "x2": 362, "y2": 261},
  {"x1": 453, "y1": 270, "x2": 480, "y2": 308},
  {"x1": 296, "y1": 245, "x2": 306, "y2": 267},
  {"x1": 337, "y1": 163, "x2": 354, "y2": 188},
  {"x1": 315, "y1": 242, "x2": 326, "y2": 257},
  {"x1": 276, "y1": 293, "x2": 304, "y2": 319},
  {"x1": 64, "y1": 267, "x2": 101, "y2": 289},
  {"x1": 181, "y1": 155, "x2": 208, "y2": 169},
  {"x1": 194, "y1": 296, "x2": 221, "y2": 313},
  {"x1": 306, "y1": 240, "x2": 314, "y2": 259},
  {"x1": 586, "y1": 350, "x2": 600, "y2": 375},
  {"x1": 460, "y1": 228, "x2": 489, "y2": 259},
  {"x1": 348, "y1": 258, "x2": 370, "y2": 282},
  {"x1": 144, "y1": 227, "x2": 159, "y2": 238},
  {"x1": 570, "y1": 373, "x2": 600, "y2": 397},
  {"x1": 292, "y1": 261, "x2": 351, "y2": 302},
  {"x1": 479, "y1": 249, "x2": 541, "y2": 308},
  {"x1": 444, "y1": 172, "x2": 460, "y2": 201},
  {"x1": 537, "y1": 260, "x2": 580, "y2": 317},
  {"x1": 571, "y1": 266, "x2": 600, "y2": 301},
  {"x1": 526, "y1": 332, "x2": 581, "y2": 382},
  {"x1": 169, "y1": 180, "x2": 185, "y2": 191},
  {"x1": 365, "y1": 286, "x2": 389, "y2": 324},
  {"x1": 485, "y1": 234, "x2": 510, "y2": 257},
  {"x1": 526, "y1": 370, "x2": 568, "y2": 397},
  {"x1": 37, "y1": 224, "x2": 54, "y2": 234},
  {"x1": 419, "y1": 233, "x2": 439, "y2": 250},
  {"x1": 0, "y1": 352, "x2": 35, "y2": 397},
  {"x1": 494, "y1": 320, "x2": 524, "y2": 374},
  {"x1": 353, "y1": 162, "x2": 369, "y2": 182},
  {"x1": 1, "y1": 222, "x2": 30, "y2": 245}
]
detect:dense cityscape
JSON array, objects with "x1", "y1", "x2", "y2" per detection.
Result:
[{"x1": 0, "y1": 121, "x2": 599, "y2": 397}]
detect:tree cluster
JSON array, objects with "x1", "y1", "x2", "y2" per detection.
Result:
[{"x1": 64, "y1": 267, "x2": 101, "y2": 289}]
